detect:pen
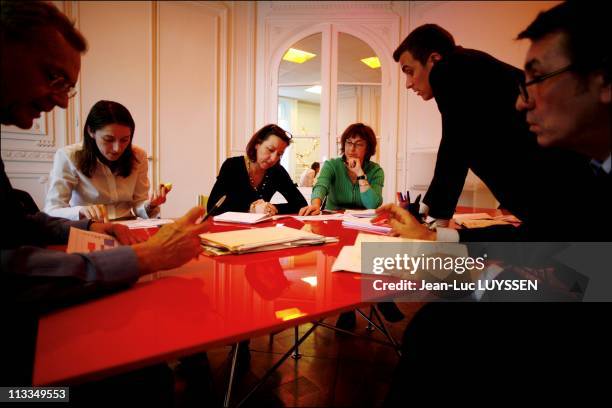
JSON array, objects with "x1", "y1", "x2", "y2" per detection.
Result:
[
  {"x1": 200, "y1": 195, "x2": 226, "y2": 224},
  {"x1": 320, "y1": 195, "x2": 327, "y2": 211}
]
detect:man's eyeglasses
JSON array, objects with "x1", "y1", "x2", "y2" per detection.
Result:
[
  {"x1": 48, "y1": 73, "x2": 77, "y2": 99},
  {"x1": 345, "y1": 140, "x2": 366, "y2": 149},
  {"x1": 518, "y1": 64, "x2": 573, "y2": 103}
]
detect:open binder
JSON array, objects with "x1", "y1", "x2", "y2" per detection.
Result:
[{"x1": 200, "y1": 225, "x2": 338, "y2": 255}]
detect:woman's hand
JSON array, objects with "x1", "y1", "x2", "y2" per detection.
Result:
[
  {"x1": 150, "y1": 183, "x2": 171, "y2": 208},
  {"x1": 249, "y1": 199, "x2": 278, "y2": 216},
  {"x1": 79, "y1": 204, "x2": 109, "y2": 222},
  {"x1": 345, "y1": 157, "x2": 364, "y2": 177},
  {"x1": 299, "y1": 203, "x2": 321, "y2": 216}
]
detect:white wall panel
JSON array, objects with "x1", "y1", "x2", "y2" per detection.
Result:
[
  {"x1": 78, "y1": 1, "x2": 152, "y2": 154},
  {"x1": 157, "y1": 2, "x2": 226, "y2": 217}
]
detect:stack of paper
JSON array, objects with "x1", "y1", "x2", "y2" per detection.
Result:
[
  {"x1": 200, "y1": 225, "x2": 337, "y2": 255},
  {"x1": 341, "y1": 215, "x2": 391, "y2": 234}
]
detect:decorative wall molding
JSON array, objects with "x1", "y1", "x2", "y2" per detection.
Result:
[
  {"x1": 1, "y1": 149, "x2": 55, "y2": 162},
  {"x1": 268, "y1": 1, "x2": 394, "y2": 12}
]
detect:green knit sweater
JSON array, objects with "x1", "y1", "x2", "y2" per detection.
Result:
[{"x1": 311, "y1": 157, "x2": 384, "y2": 210}]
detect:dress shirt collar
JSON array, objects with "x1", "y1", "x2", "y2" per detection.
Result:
[{"x1": 590, "y1": 154, "x2": 611, "y2": 175}]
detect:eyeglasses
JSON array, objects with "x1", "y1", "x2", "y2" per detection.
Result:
[
  {"x1": 266, "y1": 124, "x2": 293, "y2": 140},
  {"x1": 517, "y1": 64, "x2": 573, "y2": 103},
  {"x1": 345, "y1": 140, "x2": 366, "y2": 149},
  {"x1": 48, "y1": 73, "x2": 77, "y2": 99}
]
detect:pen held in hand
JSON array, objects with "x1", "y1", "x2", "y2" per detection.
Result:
[{"x1": 199, "y1": 195, "x2": 226, "y2": 224}]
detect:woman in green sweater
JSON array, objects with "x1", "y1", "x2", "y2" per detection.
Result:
[
  {"x1": 299, "y1": 123, "x2": 404, "y2": 327},
  {"x1": 299, "y1": 123, "x2": 384, "y2": 215}
]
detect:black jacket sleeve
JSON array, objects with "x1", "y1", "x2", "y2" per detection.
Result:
[
  {"x1": 208, "y1": 157, "x2": 254, "y2": 214},
  {"x1": 423, "y1": 57, "x2": 471, "y2": 220}
]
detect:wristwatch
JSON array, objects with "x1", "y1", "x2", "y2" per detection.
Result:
[{"x1": 356, "y1": 174, "x2": 367, "y2": 181}]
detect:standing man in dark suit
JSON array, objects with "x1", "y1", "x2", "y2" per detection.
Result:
[
  {"x1": 382, "y1": 2, "x2": 610, "y2": 405},
  {"x1": 394, "y1": 23, "x2": 590, "y2": 227}
]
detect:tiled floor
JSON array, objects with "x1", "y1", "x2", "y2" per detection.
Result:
[{"x1": 175, "y1": 302, "x2": 422, "y2": 407}]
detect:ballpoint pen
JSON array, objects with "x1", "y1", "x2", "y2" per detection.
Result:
[{"x1": 199, "y1": 195, "x2": 226, "y2": 224}]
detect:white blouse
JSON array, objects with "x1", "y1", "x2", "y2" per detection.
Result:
[
  {"x1": 44, "y1": 143, "x2": 158, "y2": 220},
  {"x1": 299, "y1": 168, "x2": 316, "y2": 187}
]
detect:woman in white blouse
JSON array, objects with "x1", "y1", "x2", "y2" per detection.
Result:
[{"x1": 44, "y1": 100, "x2": 169, "y2": 221}]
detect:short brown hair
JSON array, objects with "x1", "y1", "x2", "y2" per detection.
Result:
[
  {"x1": 1, "y1": 0, "x2": 87, "y2": 52},
  {"x1": 393, "y1": 24, "x2": 455, "y2": 65},
  {"x1": 245, "y1": 124, "x2": 292, "y2": 161},
  {"x1": 517, "y1": 1, "x2": 610, "y2": 81},
  {"x1": 340, "y1": 123, "x2": 377, "y2": 163}
]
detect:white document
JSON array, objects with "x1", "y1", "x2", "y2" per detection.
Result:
[
  {"x1": 331, "y1": 233, "x2": 424, "y2": 274},
  {"x1": 66, "y1": 227, "x2": 119, "y2": 253},
  {"x1": 269, "y1": 191, "x2": 288, "y2": 204},
  {"x1": 331, "y1": 244, "x2": 362, "y2": 273},
  {"x1": 331, "y1": 233, "x2": 466, "y2": 277},
  {"x1": 112, "y1": 218, "x2": 174, "y2": 229},
  {"x1": 213, "y1": 211, "x2": 274, "y2": 224}
]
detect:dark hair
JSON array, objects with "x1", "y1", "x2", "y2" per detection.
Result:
[
  {"x1": 340, "y1": 123, "x2": 377, "y2": 163},
  {"x1": 245, "y1": 124, "x2": 292, "y2": 162},
  {"x1": 311, "y1": 162, "x2": 320, "y2": 171},
  {"x1": 517, "y1": 1, "x2": 610, "y2": 81},
  {"x1": 1, "y1": 0, "x2": 87, "y2": 52},
  {"x1": 76, "y1": 100, "x2": 137, "y2": 178},
  {"x1": 393, "y1": 24, "x2": 455, "y2": 65}
]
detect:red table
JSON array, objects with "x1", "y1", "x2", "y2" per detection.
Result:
[{"x1": 33, "y1": 218, "x2": 406, "y2": 386}]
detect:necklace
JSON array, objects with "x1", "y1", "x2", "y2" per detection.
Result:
[{"x1": 245, "y1": 156, "x2": 267, "y2": 194}]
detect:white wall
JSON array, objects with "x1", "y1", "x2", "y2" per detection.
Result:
[
  {"x1": 79, "y1": 1, "x2": 152, "y2": 153},
  {"x1": 157, "y1": 2, "x2": 226, "y2": 216}
]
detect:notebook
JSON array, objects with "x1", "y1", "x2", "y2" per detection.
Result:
[{"x1": 200, "y1": 225, "x2": 337, "y2": 255}]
